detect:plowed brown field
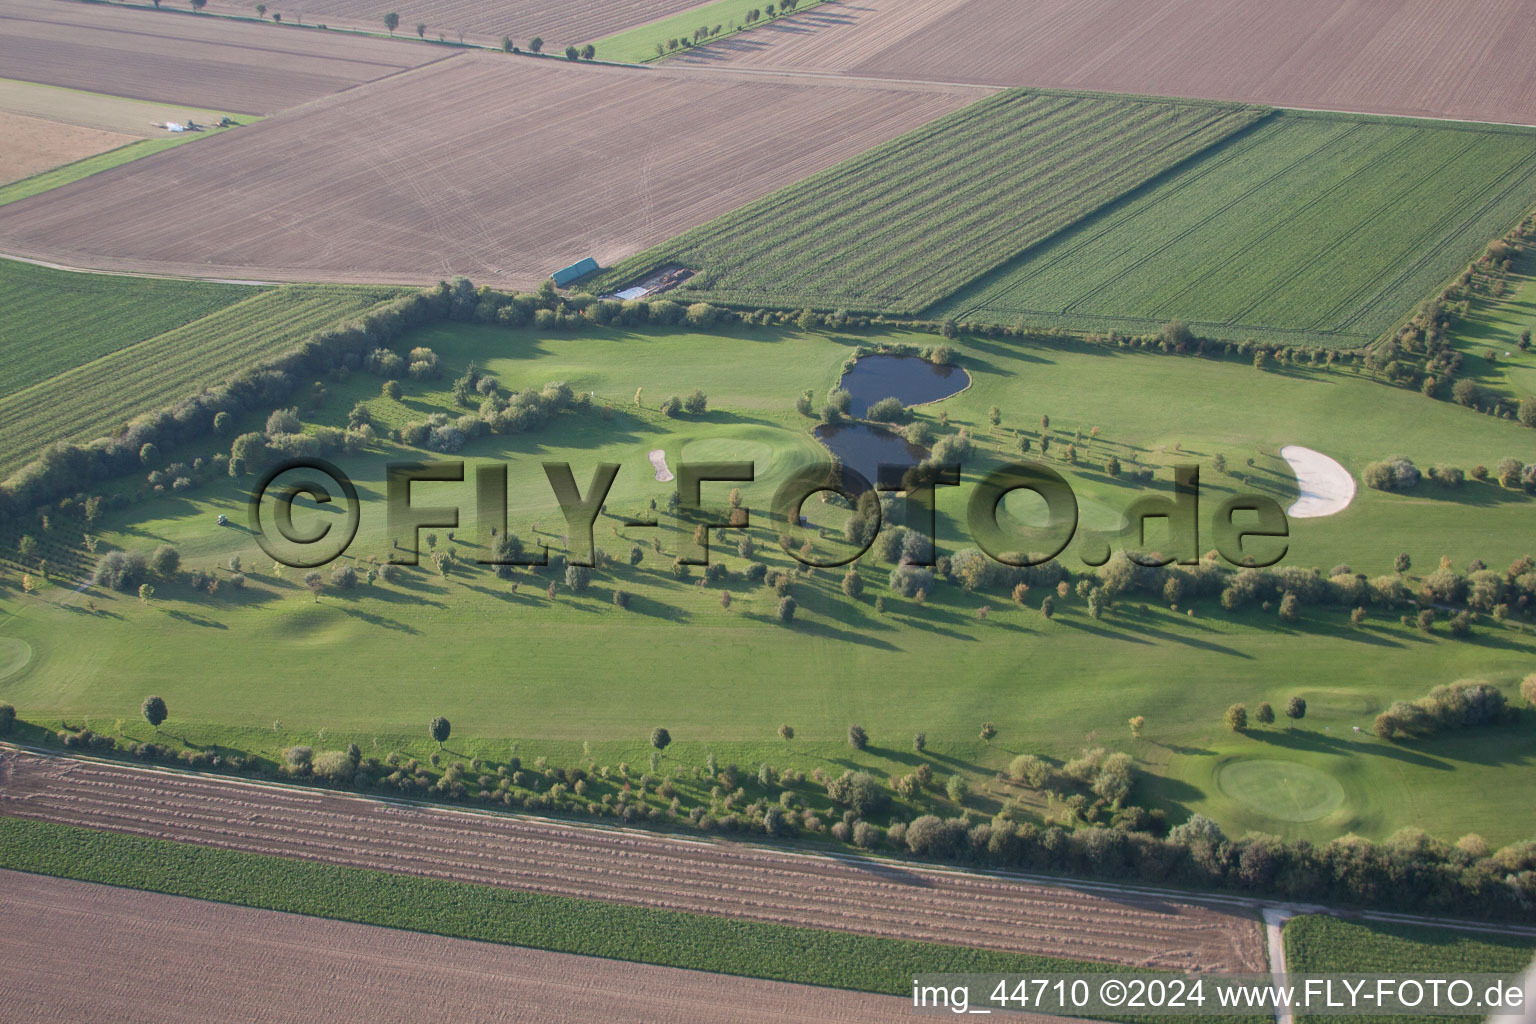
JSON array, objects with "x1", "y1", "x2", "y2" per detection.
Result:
[
  {"x1": 196, "y1": 0, "x2": 705, "y2": 49},
  {"x1": 0, "y1": 53, "x2": 987, "y2": 286},
  {"x1": 671, "y1": 0, "x2": 1536, "y2": 125},
  {"x1": 0, "y1": 869, "x2": 917, "y2": 1022},
  {"x1": 0, "y1": 749, "x2": 1267, "y2": 972},
  {"x1": 0, "y1": 112, "x2": 135, "y2": 186},
  {"x1": 0, "y1": 0, "x2": 445, "y2": 115}
]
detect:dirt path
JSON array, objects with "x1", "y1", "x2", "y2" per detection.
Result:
[
  {"x1": 0, "y1": 748, "x2": 1265, "y2": 971},
  {"x1": 0, "y1": 868, "x2": 917, "y2": 1022}
]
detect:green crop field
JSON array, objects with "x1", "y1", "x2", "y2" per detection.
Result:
[
  {"x1": 0, "y1": 283, "x2": 404, "y2": 477},
  {"x1": 594, "y1": 90, "x2": 1268, "y2": 315},
  {"x1": 4, "y1": 316, "x2": 1535, "y2": 846},
  {"x1": 590, "y1": 0, "x2": 832, "y2": 64},
  {"x1": 936, "y1": 112, "x2": 1536, "y2": 347},
  {"x1": 0, "y1": 260, "x2": 258, "y2": 400},
  {"x1": 1285, "y1": 914, "x2": 1535, "y2": 1024}
]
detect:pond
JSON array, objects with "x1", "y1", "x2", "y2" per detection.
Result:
[
  {"x1": 813, "y1": 422, "x2": 929, "y2": 490},
  {"x1": 837, "y1": 354, "x2": 968, "y2": 418}
]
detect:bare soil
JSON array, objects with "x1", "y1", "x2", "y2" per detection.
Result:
[
  {"x1": 0, "y1": 112, "x2": 134, "y2": 186},
  {"x1": 0, "y1": 79, "x2": 239, "y2": 136},
  {"x1": 0, "y1": 868, "x2": 918, "y2": 1022},
  {"x1": 0, "y1": 53, "x2": 986, "y2": 287},
  {"x1": 0, "y1": 0, "x2": 446, "y2": 115},
  {"x1": 0, "y1": 749, "x2": 1267, "y2": 972},
  {"x1": 670, "y1": 0, "x2": 1536, "y2": 125}
]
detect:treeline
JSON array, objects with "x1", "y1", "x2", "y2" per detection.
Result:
[
  {"x1": 1373, "y1": 680, "x2": 1511, "y2": 739},
  {"x1": 1365, "y1": 454, "x2": 1536, "y2": 493}
]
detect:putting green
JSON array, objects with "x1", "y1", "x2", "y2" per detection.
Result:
[
  {"x1": 1218, "y1": 758, "x2": 1346, "y2": 822},
  {"x1": 0, "y1": 636, "x2": 33, "y2": 681}
]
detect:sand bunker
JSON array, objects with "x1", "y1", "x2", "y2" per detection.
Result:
[
  {"x1": 648, "y1": 449, "x2": 674, "y2": 483},
  {"x1": 1281, "y1": 445, "x2": 1356, "y2": 518}
]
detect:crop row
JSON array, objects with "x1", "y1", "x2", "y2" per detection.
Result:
[
  {"x1": 0, "y1": 259, "x2": 254, "y2": 400},
  {"x1": 594, "y1": 89, "x2": 1267, "y2": 315},
  {"x1": 0, "y1": 285, "x2": 401, "y2": 475},
  {"x1": 940, "y1": 112, "x2": 1536, "y2": 347}
]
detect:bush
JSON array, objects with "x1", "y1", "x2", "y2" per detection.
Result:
[
  {"x1": 1373, "y1": 680, "x2": 1509, "y2": 740},
  {"x1": 905, "y1": 815, "x2": 966, "y2": 858},
  {"x1": 1008, "y1": 753, "x2": 1050, "y2": 788},
  {"x1": 775, "y1": 595, "x2": 796, "y2": 622},
  {"x1": 851, "y1": 821, "x2": 881, "y2": 848},
  {"x1": 865, "y1": 396, "x2": 908, "y2": 423},
  {"x1": 826, "y1": 770, "x2": 886, "y2": 817},
  {"x1": 684, "y1": 390, "x2": 708, "y2": 415},
  {"x1": 1522, "y1": 674, "x2": 1536, "y2": 707},
  {"x1": 330, "y1": 564, "x2": 359, "y2": 589},
  {"x1": 312, "y1": 750, "x2": 356, "y2": 784},
  {"x1": 283, "y1": 745, "x2": 314, "y2": 768},
  {"x1": 1362, "y1": 456, "x2": 1421, "y2": 492},
  {"x1": 1225, "y1": 703, "x2": 1248, "y2": 731},
  {"x1": 846, "y1": 723, "x2": 867, "y2": 750},
  {"x1": 659, "y1": 396, "x2": 682, "y2": 417},
  {"x1": 92, "y1": 551, "x2": 148, "y2": 592}
]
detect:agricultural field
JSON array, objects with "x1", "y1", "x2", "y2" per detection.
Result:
[
  {"x1": 0, "y1": 0, "x2": 444, "y2": 115},
  {"x1": 0, "y1": 751, "x2": 1266, "y2": 972},
  {"x1": 668, "y1": 0, "x2": 1536, "y2": 125},
  {"x1": 0, "y1": 55, "x2": 983, "y2": 286},
  {"x1": 0, "y1": 283, "x2": 400, "y2": 475},
  {"x1": 4, "y1": 316, "x2": 1535, "y2": 847},
  {"x1": 0, "y1": 113, "x2": 136, "y2": 188},
  {"x1": 935, "y1": 112, "x2": 1536, "y2": 346},
  {"x1": 0, "y1": 260, "x2": 257, "y2": 400},
  {"x1": 190, "y1": 0, "x2": 704, "y2": 49},
  {"x1": 590, "y1": 0, "x2": 830, "y2": 65},
  {"x1": 596, "y1": 90, "x2": 1268, "y2": 314},
  {"x1": 1, "y1": 870, "x2": 915, "y2": 1023},
  {"x1": 1286, "y1": 915, "x2": 1536, "y2": 1024}
]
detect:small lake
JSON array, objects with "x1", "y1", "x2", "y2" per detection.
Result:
[
  {"x1": 837, "y1": 354, "x2": 969, "y2": 418},
  {"x1": 813, "y1": 423, "x2": 929, "y2": 490}
]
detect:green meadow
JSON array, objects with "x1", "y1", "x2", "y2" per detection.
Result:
[{"x1": 3, "y1": 318, "x2": 1534, "y2": 844}]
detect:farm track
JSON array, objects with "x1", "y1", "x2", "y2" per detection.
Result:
[
  {"x1": 0, "y1": 54, "x2": 983, "y2": 288},
  {"x1": 668, "y1": 0, "x2": 1536, "y2": 126},
  {"x1": 0, "y1": 0, "x2": 443, "y2": 115},
  {"x1": 0, "y1": 748, "x2": 1267, "y2": 972},
  {"x1": 0, "y1": 869, "x2": 920, "y2": 1022}
]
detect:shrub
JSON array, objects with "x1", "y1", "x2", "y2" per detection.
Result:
[
  {"x1": 149, "y1": 545, "x2": 181, "y2": 578},
  {"x1": 846, "y1": 723, "x2": 867, "y2": 750},
  {"x1": 775, "y1": 595, "x2": 796, "y2": 622},
  {"x1": 1009, "y1": 753, "x2": 1050, "y2": 788},
  {"x1": 1362, "y1": 456, "x2": 1421, "y2": 492},
  {"x1": 1522, "y1": 674, "x2": 1536, "y2": 707},
  {"x1": 92, "y1": 551, "x2": 148, "y2": 592},
  {"x1": 1373, "y1": 680, "x2": 1509, "y2": 739},
  {"x1": 283, "y1": 745, "x2": 314, "y2": 768},
  {"x1": 312, "y1": 750, "x2": 356, "y2": 783},
  {"x1": 905, "y1": 815, "x2": 965, "y2": 858},
  {"x1": 826, "y1": 770, "x2": 886, "y2": 817},
  {"x1": 683, "y1": 389, "x2": 708, "y2": 415},
  {"x1": 865, "y1": 396, "x2": 907, "y2": 423},
  {"x1": 851, "y1": 821, "x2": 882, "y2": 848},
  {"x1": 329, "y1": 564, "x2": 358, "y2": 589},
  {"x1": 659, "y1": 395, "x2": 682, "y2": 417}
]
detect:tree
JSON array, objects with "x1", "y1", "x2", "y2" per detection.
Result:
[
  {"x1": 1128, "y1": 715, "x2": 1145, "y2": 739},
  {"x1": 416, "y1": 22, "x2": 426, "y2": 37},
  {"x1": 913, "y1": 730, "x2": 926, "y2": 752},
  {"x1": 429, "y1": 716, "x2": 451, "y2": 749},
  {"x1": 255, "y1": 2, "x2": 266, "y2": 15},
  {"x1": 1286, "y1": 696, "x2": 1307, "y2": 721},
  {"x1": 1521, "y1": 674, "x2": 1536, "y2": 707},
  {"x1": 501, "y1": 35, "x2": 513, "y2": 52},
  {"x1": 776, "y1": 595, "x2": 796, "y2": 622},
  {"x1": 841, "y1": 568, "x2": 863, "y2": 599},
  {"x1": 564, "y1": 44, "x2": 579, "y2": 59},
  {"x1": 826, "y1": 770, "x2": 885, "y2": 816},
  {"x1": 142, "y1": 695, "x2": 168, "y2": 732},
  {"x1": 978, "y1": 721, "x2": 997, "y2": 745},
  {"x1": 1277, "y1": 591, "x2": 1300, "y2": 622},
  {"x1": 650, "y1": 727, "x2": 671, "y2": 753},
  {"x1": 139, "y1": 442, "x2": 159, "y2": 465},
  {"x1": 189, "y1": 0, "x2": 206, "y2": 11},
  {"x1": 0, "y1": 703, "x2": 14, "y2": 735},
  {"x1": 528, "y1": 36, "x2": 543, "y2": 52},
  {"x1": 1255, "y1": 702, "x2": 1275, "y2": 725},
  {"x1": 1225, "y1": 703, "x2": 1248, "y2": 731},
  {"x1": 149, "y1": 545, "x2": 181, "y2": 578},
  {"x1": 138, "y1": 583, "x2": 154, "y2": 604},
  {"x1": 580, "y1": 43, "x2": 596, "y2": 59},
  {"x1": 684, "y1": 389, "x2": 708, "y2": 415},
  {"x1": 383, "y1": 11, "x2": 399, "y2": 33},
  {"x1": 301, "y1": 571, "x2": 323, "y2": 601},
  {"x1": 847, "y1": 723, "x2": 868, "y2": 751},
  {"x1": 945, "y1": 775, "x2": 969, "y2": 804},
  {"x1": 1394, "y1": 552, "x2": 1411, "y2": 574},
  {"x1": 778, "y1": 723, "x2": 794, "y2": 745},
  {"x1": 564, "y1": 563, "x2": 591, "y2": 593}
]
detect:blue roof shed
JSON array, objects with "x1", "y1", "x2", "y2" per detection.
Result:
[{"x1": 551, "y1": 257, "x2": 599, "y2": 287}]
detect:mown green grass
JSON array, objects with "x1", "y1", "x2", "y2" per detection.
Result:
[
  {"x1": 936, "y1": 112, "x2": 1536, "y2": 348},
  {"x1": 4, "y1": 322, "x2": 1535, "y2": 845},
  {"x1": 0, "y1": 259, "x2": 258, "y2": 400},
  {"x1": 0, "y1": 284, "x2": 404, "y2": 476},
  {"x1": 0, "y1": 815, "x2": 1135, "y2": 993},
  {"x1": 594, "y1": 90, "x2": 1267, "y2": 314},
  {"x1": 589, "y1": 0, "x2": 831, "y2": 64},
  {"x1": 1285, "y1": 914, "x2": 1534, "y2": 1024}
]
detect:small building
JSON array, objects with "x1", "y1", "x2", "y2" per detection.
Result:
[{"x1": 551, "y1": 257, "x2": 598, "y2": 288}]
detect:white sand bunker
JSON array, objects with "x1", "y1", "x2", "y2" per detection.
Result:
[
  {"x1": 648, "y1": 449, "x2": 674, "y2": 482},
  {"x1": 1281, "y1": 445, "x2": 1356, "y2": 518}
]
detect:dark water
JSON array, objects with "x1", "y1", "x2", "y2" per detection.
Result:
[
  {"x1": 813, "y1": 423, "x2": 930, "y2": 490},
  {"x1": 838, "y1": 354, "x2": 969, "y2": 418}
]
